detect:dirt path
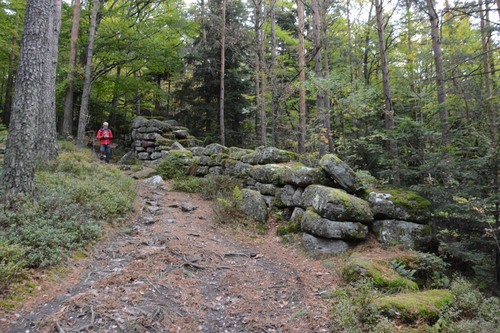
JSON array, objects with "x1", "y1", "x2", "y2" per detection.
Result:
[{"x1": 2, "y1": 179, "x2": 340, "y2": 333}]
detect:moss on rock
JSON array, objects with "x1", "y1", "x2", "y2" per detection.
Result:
[
  {"x1": 372, "y1": 289, "x2": 453, "y2": 323},
  {"x1": 343, "y1": 254, "x2": 419, "y2": 292}
]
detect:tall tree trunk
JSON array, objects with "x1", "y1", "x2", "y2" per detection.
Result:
[
  {"x1": 426, "y1": 0, "x2": 449, "y2": 146},
  {"x1": 38, "y1": 0, "x2": 61, "y2": 162},
  {"x1": 363, "y1": 3, "x2": 374, "y2": 87},
  {"x1": 297, "y1": 0, "x2": 306, "y2": 153},
  {"x1": 3, "y1": 36, "x2": 17, "y2": 127},
  {"x1": 312, "y1": 0, "x2": 327, "y2": 156},
  {"x1": 346, "y1": 0, "x2": 354, "y2": 90},
  {"x1": 479, "y1": 0, "x2": 493, "y2": 127},
  {"x1": 3, "y1": 0, "x2": 51, "y2": 196},
  {"x1": 219, "y1": 0, "x2": 226, "y2": 146},
  {"x1": 270, "y1": 1, "x2": 278, "y2": 147},
  {"x1": 405, "y1": 0, "x2": 415, "y2": 93},
  {"x1": 76, "y1": 0, "x2": 99, "y2": 147},
  {"x1": 375, "y1": 0, "x2": 399, "y2": 184},
  {"x1": 320, "y1": 0, "x2": 334, "y2": 153},
  {"x1": 61, "y1": 0, "x2": 81, "y2": 137},
  {"x1": 253, "y1": 0, "x2": 266, "y2": 146}
]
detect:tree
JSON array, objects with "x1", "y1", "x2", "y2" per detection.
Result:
[
  {"x1": 297, "y1": 0, "x2": 306, "y2": 153},
  {"x1": 61, "y1": 0, "x2": 81, "y2": 137},
  {"x1": 3, "y1": 0, "x2": 52, "y2": 195},
  {"x1": 220, "y1": 0, "x2": 226, "y2": 145},
  {"x1": 374, "y1": 0, "x2": 399, "y2": 184},
  {"x1": 37, "y1": 0, "x2": 62, "y2": 161},
  {"x1": 425, "y1": 0, "x2": 449, "y2": 146},
  {"x1": 76, "y1": 0, "x2": 100, "y2": 147}
]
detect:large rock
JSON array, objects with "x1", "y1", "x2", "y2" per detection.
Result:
[
  {"x1": 131, "y1": 116, "x2": 148, "y2": 129},
  {"x1": 367, "y1": 189, "x2": 431, "y2": 223},
  {"x1": 228, "y1": 147, "x2": 254, "y2": 160},
  {"x1": 279, "y1": 185, "x2": 303, "y2": 207},
  {"x1": 301, "y1": 233, "x2": 353, "y2": 254},
  {"x1": 238, "y1": 189, "x2": 268, "y2": 223},
  {"x1": 249, "y1": 163, "x2": 332, "y2": 187},
  {"x1": 256, "y1": 147, "x2": 299, "y2": 164},
  {"x1": 301, "y1": 185, "x2": 373, "y2": 223},
  {"x1": 373, "y1": 220, "x2": 429, "y2": 248},
  {"x1": 343, "y1": 254, "x2": 419, "y2": 292},
  {"x1": 203, "y1": 143, "x2": 229, "y2": 156},
  {"x1": 301, "y1": 208, "x2": 368, "y2": 240},
  {"x1": 319, "y1": 154, "x2": 361, "y2": 193},
  {"x1": 372, "y1": 290, "x2": 454, "y2": 323}
]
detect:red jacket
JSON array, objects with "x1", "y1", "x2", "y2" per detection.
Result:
[{"x1": 97, "y1": 128, "x2": 113, "y2": 145}]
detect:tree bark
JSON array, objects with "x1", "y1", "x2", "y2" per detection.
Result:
[
  {"x1": 270, "y1": 0, "x2": 278, "y2": 147},
  {"x1": 76, "y1": 0, "x2": 100, "y2": 147},
  {"x1": 219, "y1": 0, "x2": 226, "y2": 146},
  {"x1": 38, "y1": 0, "x2": 61, "y2": 162},
  {"x1": 312, "y1": 0, "x2": 328, "y2": 156},
  {"x1": 375, "y1": 0, "x2": 399, "y2": 184},
  {"x1": 363, "y1": 3, "x2": 374, "y2": 87},
  {"x1": 426, "y1": 0, "x2": 449, "y2": 146},
  {"x1": 61, "y1": 0, "x2": 81, "y2": 137},
  {"x1": 3, "y1": 0, "x2": 51, "y2": 195},
  {"x1": 297, "y1": 0, "x2": 306, "y2": 153}
]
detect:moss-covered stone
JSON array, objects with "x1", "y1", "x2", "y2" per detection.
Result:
[
  {"x1": 228, "y1": 147, "x2": 254, "y2": 160},
  {"x1": 301, "y1": 208, "x2": 368, "y2": 240},
  {"x1": 208, "y1": 153, "x2": 229, "y2": 166},
  {"x1": 301, "y1": 185, "x2": 373, "y2": 223},
  {"x1": 367, "y1": 188, "x2": 431, "y2": 223},
  {"x1": 343, "y1": 254, "x2": 419, "y2": 292},
  {"x1": 168, "y1": 149, "x2": 193, "y2": 159},
  {"x1": 372, "y1": 289, "x2": 453, "y2": 323}
]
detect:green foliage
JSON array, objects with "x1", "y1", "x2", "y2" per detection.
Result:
[
  {"x1": 331, "y1": 279, "x2": 389, "y2": 332},
  {"x1": 156, "y1": 154, "x2": 187, "y2": 179},
  {"x1": 0, "y1": 241, "x2": 26, "y2": 292},
  {"x1": 0, "y1": 146, "x2": 135, "y2": 272},
  {"x1": 391, "y1": 252, "x2": 450, "y2": 289},
  {"x1": 430, "y1": 277, "x2": 500, "y2": 332},
  {"x1": 171, "y1": 176, "x2": 205, "y2": 193},
  {"x1": 197, "y1": 174, "x2": 243, "y2": 200}
]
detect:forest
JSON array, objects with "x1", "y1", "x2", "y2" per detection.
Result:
[
  {"x1": 1, "y1": 0, "x2": 498, "y2": 195},
  {"x1": 0, "y1": 0, "x2": 499, "y2": 331}
]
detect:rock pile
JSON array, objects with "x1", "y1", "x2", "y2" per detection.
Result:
[
  {"x1": 125, "y1": 117, "x2": 433, "y2": 254},
  {"x1": 130, "y1": 116, "x2": 200, "y2": 161}
]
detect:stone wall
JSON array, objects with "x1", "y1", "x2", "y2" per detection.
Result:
[
  {"x1": 130, "y1": 116, "x2": 200, "y2": 161},
  {"x1": 126, "y1": 117, "x2": 432, "y2": 255}
]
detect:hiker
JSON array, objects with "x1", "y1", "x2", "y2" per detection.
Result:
[{"x1": 97, "y1": 122, "x2": 113, "y2": 163}]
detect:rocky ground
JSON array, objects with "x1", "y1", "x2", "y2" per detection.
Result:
[{"x1": 1, "y1": 178, "x2": 345, "y2": 333}]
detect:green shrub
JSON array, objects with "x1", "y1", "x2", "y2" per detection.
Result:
[
  {"x1": 156, "y1": 154, "x2": 187, "y2": 179},
  {"x1": 0, "y1": 148, "x2": 136, "y2": 271},
  {"x1": 391, "y1": 252, "x2": 450, "y2": 289},
  {"x1": 171, "y1": 176, "x2": 205, "y2": 193},
  {"x1": 0, "y1": 241, "x2": 27, "y2": 291},
  {"x1": 198, "y1": 174, "x2": 243, "y2": 200}
]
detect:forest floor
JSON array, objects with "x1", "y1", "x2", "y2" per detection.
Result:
[{"x1": 0, "y1": 174, "x2": 399, "y2": 333}]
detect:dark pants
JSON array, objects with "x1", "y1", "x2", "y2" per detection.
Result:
[{"x1": 100, "y1": 144, "x2": 111, "y2": 163}]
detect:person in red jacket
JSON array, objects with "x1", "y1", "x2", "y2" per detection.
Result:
[{"x1": 96, "y1": 122, "x2": 113, "y2": 163}]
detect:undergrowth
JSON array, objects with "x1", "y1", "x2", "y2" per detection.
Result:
[
  {"x1": 0, "y1": 143, "x2": 136, "y2": 295},
  {"x1": 331, "y1": 273, "x2": 500, "y2": 332}
]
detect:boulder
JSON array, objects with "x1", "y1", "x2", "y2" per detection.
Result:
[
  {"x1": 290, "y1": 207, "x2": 305, "y2": 225},
  {"x1": 131, "y1": 167, "x2": 157, "y2": 179},
  {"x1": 228, "y1": 147, "x2": 254, "y2": 160},
  {"x1": 301, "y1": 185, "x2": 373, "y2": 223},
  {"x1": 173, "y1": 129, "x2": 189, "y2": 139},
  {"x1": 171, "y1": 141, "x2": 186, "y2": 151},
  {"x1": 238, "y1": 189, "x2": 268, "y2": 223},
  {"x1": 367, "y1": 189, "x2": 431, "y2": 223},
  {"x1": 256, "y1": 183, "x2": 278, "y2": 196},
  {"x1": 319, "y1": 154, "x2": 361, "y2": 193},
  {"x1": 301, "y1": 208, "x2": 368, "y2": 240},
  {"x1": 145, "y1": 118, "x2": 173, "y2": 132},
  {"x1": 203, "y1": 143, "x2": 228, "y2": 156},
  {"x1": 131, "y1": 116, "x2": 148, "y2": 129},
  {"x1": 189, "y1": 146, "x2": 205, "y2": 156},
  {"x1": 257, "y1": 147, "x2": 299, "y2": 164},
  {"x1": 343, "y1": 254, "x2": 419, "y2": 292},
  {"x1": 249, "y1": 163, "x2": 332, "y2": 187},
  {"x1": 373, "y1": 220, "x2": 429, "y2": 248},
  {"x1": 279, "y1": 185, "x2": 303, "y2": 207},
  {"x1": 302, "y1": 233, "x2": 353, "y2": 254},
  {"x1": 372, "y1": 289, "x2": 454, "y2": 323}
]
